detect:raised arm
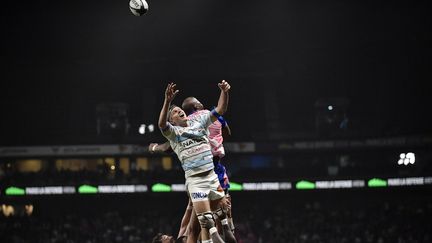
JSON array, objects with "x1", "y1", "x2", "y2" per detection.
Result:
[
  {"x1": 217, "y1": 116, "x2": 232, "y2": 138},
  {"x1": 158, "y1": 83, "x2": 179, "y2": 130},
  {"x1": 212, "y1": 80, "x2": 231, "y2": 122},
  {"x1": 177, "y1": 199, "x2": 194, "y2": 239},
  {"x1": 222, "y1": 123, "x2": 232, "y2": 138}
]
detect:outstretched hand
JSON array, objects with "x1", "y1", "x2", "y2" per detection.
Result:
[
  {"x1": 148, "y1": 143, "x2": 158, "y2": 153},
  {"x1": 218, "y1": 80, "x2": 231, "y2": 93},
  {"x1": 165, "y1": 83, "x2": 179, "y2": 102}
]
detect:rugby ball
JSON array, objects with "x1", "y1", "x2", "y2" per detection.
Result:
[{"x1": 129, "y1": 0, "x2": 148, "y2": 16}]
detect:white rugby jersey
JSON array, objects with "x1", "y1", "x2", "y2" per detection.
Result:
[{"x1": 162, "y1": 111, "x2": 214, "y2": 178}]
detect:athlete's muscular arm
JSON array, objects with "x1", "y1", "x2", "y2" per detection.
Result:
[
  {"x1": 222, "y1": 123, "x2": 231, "y2": 138},
  {"x1": 177, "y1": 200, "x2": 194, "y2": 239},
  {"x1": 149, "y1": 142, "x2": 172, "y2": 153},
  {"x1": 212, "y1": 80, "x2": 231, "y2": 122},
  {"x1": 217, "y1": 207, "x2": 237, "y2": 243},
  {"x1": 210, "y1": 232, "x2": 226, "y2": 243},
  {"x1": 200, "y1": 215, "x2": 226, "y2": 243},
  {"x1": 213, "y1": 200, "x2": 236, "y2": 243},
  {"x1": 222, "y1": 223, "x2": 236, "y2": 243},
  {"x1": 217, "y1": 115, "x2": 231, "y2": 138},
  {"x1": 158, "y1": 83, "x2": 179, "y2": 130}
]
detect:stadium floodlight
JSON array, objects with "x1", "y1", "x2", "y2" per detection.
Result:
[
  {"x1": 139, "y1": 124, "x2": 146, "y2": 134},
  {"x1": 398, "y1": 152, "x2": 415, "y2": 166},
  {"x1": 2, "y1": 205, "x2": 15, "y2": 217},
  {"x1": 398, "y1": 153, "x2": 404, "y2": 165},
  {"x1": 406, "y1": 152, "x2": 415, "y2": 164},
  {"x1": 25, "y1": 204, "x2": 34, "y2": 216},
  {"x1": 327, "y1": 105, "x2": 333, "y2": 111},
  {"x1": 148, "y1": 124, "x2": 155, "y2": 133}
]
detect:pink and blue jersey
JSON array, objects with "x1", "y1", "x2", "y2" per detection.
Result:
[
  {"x1": 189, "y1": 110, "x2": 230, "y2": 190},
  {"x1": 189, "y1": 110, "x2": 226, "y2": 159}
]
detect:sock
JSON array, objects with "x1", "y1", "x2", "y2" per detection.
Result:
[{"x1": 209, "y1": 227, "x2": 218, "y2": 235}]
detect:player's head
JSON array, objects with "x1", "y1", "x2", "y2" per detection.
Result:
[
  {"x1": 168, "y1": 105, "x2": 188, "y2": 126},
  {"x1": 152, "y1": 233, "x2": 175, "y2": 243},
  {"x1": 182, "y1": 97, "x2": 204, "y2": 115}
]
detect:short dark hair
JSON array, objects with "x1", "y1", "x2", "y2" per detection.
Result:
[
  {"x1": 182, "y1": 97, "x2": 197, "y2": 115},
  {"x1": 152, "y1": 233, "x2": 163, "y2": 243}
]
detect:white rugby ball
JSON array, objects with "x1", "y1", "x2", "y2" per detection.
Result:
[{"x1": 129, "y1": 0, "x2": 149, "y2": 16}]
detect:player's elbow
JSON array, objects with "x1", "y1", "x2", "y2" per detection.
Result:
[
  {"x1": 158, "y1": 121, "x2": 167, "y2": 130},
  {"x1": 215, "y1": 107, "x2": 227, "y2": 116},
  {"x1": 225, "y1": 129, "x2": 232, "y2": 137}
]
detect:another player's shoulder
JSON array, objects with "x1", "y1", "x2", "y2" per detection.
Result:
[
  {"x1": 189, "y1": 110, "x2": 210, "y2": 121},
  {"x1": 196, "y1": 109, "x2": 211, "y2": 115}
]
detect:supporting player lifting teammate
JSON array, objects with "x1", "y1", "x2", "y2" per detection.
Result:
[
  {"x1": 156, "y1": 81, "x2": 232, "y2": 243},
  {"x1": 150, "y1": 96, "x2": 236, "y2": 243}
]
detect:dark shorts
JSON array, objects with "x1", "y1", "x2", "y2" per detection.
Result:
[{"x1": 213, "y1": 160, "x2": 230, "y2": 191}]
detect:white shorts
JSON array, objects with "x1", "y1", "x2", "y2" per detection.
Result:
[{"x1": 186, "y1": 170, "x2": 225, "y2": 203}]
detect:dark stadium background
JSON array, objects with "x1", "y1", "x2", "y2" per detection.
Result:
[{"x1": 1, "y1": 0, "x2": 431, "y2": 242}]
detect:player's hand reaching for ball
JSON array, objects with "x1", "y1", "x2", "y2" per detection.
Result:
[
  {"x1": 165, "y1": 83, "x2": 179, "y2": 103},
  {"x1": 218, "y1": 80, "x2": 231, "y2": 93}
]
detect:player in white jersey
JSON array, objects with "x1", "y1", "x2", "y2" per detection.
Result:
[
  {"x1": 150, "y1": 97, "x2": 236, "y2": 243},
  {"x1": 158, "y1": 81, "x2": 231, "y2": 243}
]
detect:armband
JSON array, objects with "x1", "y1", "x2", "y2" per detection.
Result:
[
  {"x1": 217, "y1": 116, "x2": 227, "y2": 128},
  {"x1": 211, "y1": 109, "x2": 222, "y2": 119}
]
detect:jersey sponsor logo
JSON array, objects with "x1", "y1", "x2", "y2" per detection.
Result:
[
  {"x1": 184, "y1": 145, "x2": 209, "y2": 157},
  {"x1": 191, "y1": 192, "x2": 208, "y2": 199},
  {"x1": 180, "y1": 137, "x2": 206, "y2": 148}
]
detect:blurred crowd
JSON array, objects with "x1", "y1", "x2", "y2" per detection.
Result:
[
  {"x1": 1, "y1": 193, "x2": 431, "y2": 243},
  {"x1": 0, "y1": 167, "x2": 185, "y2": 187},
  {"x1": 0, "y1": 211, "x2": 176, "y2": 243},
  {"x1": 235, "y1": 199, "x2": 432, "y2": 243},
  {"x1": 2, "y1": 163, "x2": 429, "y2": 187},
  {"x1": 2, "y1": 150, "x2": 432, "y2": 188}
]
